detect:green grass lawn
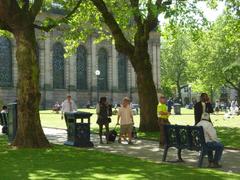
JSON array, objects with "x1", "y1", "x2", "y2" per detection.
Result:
[
  {"x1": 40, "y1": 108, "x2": 240, "y2": 149},
  {"x1": 0, "y1": 135, "x2": 239, "y2": 180}
]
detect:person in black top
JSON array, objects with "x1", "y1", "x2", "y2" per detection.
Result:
[
  {"x1": 96, "y1": 97, "x2": 111, "y2": 144},
  {"x1": 194, "y1": 93, "x2": 214, "y2": 125},
  {"x1": 167, "y1": 98, "x2": 174, "y2": 113}
]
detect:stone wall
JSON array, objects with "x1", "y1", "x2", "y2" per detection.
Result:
[{"x1": 0, "y1": 27, "x2": 161, "y2": 109}]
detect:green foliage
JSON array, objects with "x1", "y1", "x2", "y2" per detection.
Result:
[
  {"x1": 62, "y1": 0, "x2": 137, "y2": 55},
  {"x1": 60, "y1": 0, "x2": 211, "y2": 57},
  {"x1": 224, "y1": 0, "x2": 240, "y2": 17},
  {"x1": 188, "y1": 11, "x2": 240, "y2": 94},
  {"x1": 160, "y1": 25, "x2": 192, "y2": 97},
  {"x1": 0, "y1": 30, "x2": 12, "y2": 38}
]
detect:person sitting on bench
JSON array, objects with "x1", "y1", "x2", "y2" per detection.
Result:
[{"x1": 197, "y1": 113, "x2": 224, "y2": 168}]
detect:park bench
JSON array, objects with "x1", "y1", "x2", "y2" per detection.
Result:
[{"x1": 162, "y1": 124, "x2": 209, "y2": 167}]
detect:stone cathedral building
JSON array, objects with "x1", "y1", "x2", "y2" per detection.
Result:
[{"x1": 0, "y1": 14, "x2": 161, "y2": 109}]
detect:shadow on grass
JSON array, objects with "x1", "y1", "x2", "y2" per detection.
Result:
[{"x1": 0, "y1": 136, "x2": 239, "y2": 180}]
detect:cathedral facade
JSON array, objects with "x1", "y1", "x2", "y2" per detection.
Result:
[{"x1": 0, "y1": 21, "x2": 161, "y2": 109}]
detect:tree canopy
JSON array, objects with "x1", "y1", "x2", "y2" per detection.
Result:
[{"x1": 160, "y1": 1, "x2": 239, "y2": 103}]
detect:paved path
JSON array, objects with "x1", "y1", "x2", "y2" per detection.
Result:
[{"x1": 43, "y1": 127, "x2": 240, "y2": 173}]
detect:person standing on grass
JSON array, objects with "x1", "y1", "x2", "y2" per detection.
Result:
[
  {"x1": 96, "y1": 97, "x2": 110, "y2": 144},
  {"x1": 117, "y1": 97, "x2": 134, "y2": 145},
  {"x1": 157, "y1": 95, "x2": 171, "y2": 147},
  {"x1": 194, "y1": 93, "x2": 214, "y2": 125},
  {"x1": 197, "y1": 113, "x2": 224, "y2": 168},
  {"x1": 61, "y1": 95, "x2": 77, "y2": 127}
]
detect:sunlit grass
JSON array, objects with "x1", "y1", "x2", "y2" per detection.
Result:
[{"x1": 0, "y1": 135, "x2": 239, "y2": 180}]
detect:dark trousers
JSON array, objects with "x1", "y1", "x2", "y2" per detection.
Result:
[
  {"x1": 158, "y1": 118, "x2": 170, "y2": 146},
  {"x1": 99, "y1": 123, "x2": 109, "y2": 142},
  {"x1": 207, "y1": 141, "x2": 224, "y2": 163}
]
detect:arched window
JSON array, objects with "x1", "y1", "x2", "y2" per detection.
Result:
[
  {"x1": 76, "y1": 45, "x2": 87, "y2": 90},
  {"x1": 0, "y1": 37, "x2": 12, "y2": 87},
  {"x1": 52, "y1": 42, "x2": 65, "y2": 89},
  {"x1": 98, "y1": 48, "x2": 108, "y2": 91},
  {"x1": 118, "y1": 53, "x2": 128, "y2": 91}
]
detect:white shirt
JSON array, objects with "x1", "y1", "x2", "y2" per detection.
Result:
[
  {"x1": 61, "y1": 99, "x2": 77, "y2": 114},
  {"x1": 1, "y1": 110, "x2": 7, "y2": 113},
  {"x1": 197, "y1": 120, "x2": 219, "y2": 143},
  {"x1": 118, "y1": 105, "x2": 133, "y2": 125}
]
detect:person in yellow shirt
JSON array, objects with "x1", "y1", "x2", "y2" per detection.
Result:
[{"x1": 157, "y1": 95, "x2": 171, "y2": 147}]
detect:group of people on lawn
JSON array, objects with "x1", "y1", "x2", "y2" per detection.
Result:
[
  {"x1": 158, "y1": 93, "x2": 224, "y2": 168},
  {"x1": 61, "y1": 95, "x2": 134, "y2": 145},
  {"x1": 60, "y1": 92, "x2": 223, "y2": 168}
]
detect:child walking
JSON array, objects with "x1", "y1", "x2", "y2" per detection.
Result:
[{"x1": 117, "y1": 97, "x2": 134, "y2": 144}]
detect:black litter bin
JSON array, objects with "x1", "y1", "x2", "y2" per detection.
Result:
[
  {"x1": 174, "y1": 103, "x2": 181, "y2": 115},
  {"x1": 64, "y1": 112, "x2": 93, "y2": 147},
  {"x1": 7, "y1": 103, "x2": 18, "y2": 143}
]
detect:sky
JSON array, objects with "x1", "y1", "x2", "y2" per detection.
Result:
[{"x1": 197, "y1": 1, "x2": 225, "y2": 22}]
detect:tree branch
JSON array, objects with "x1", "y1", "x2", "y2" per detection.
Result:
[
  {"x1": 144, "y1": 0, "x2": 172, "y2": 35},
  {"x1": 22, "y1": 0, "x2": 30, "y2": 11},
  {"x1": 129, "y1": 0, "x2": 143, "y2": 29},
  {"x1": 30, "y1": 0, "x2": 43, "y2": 18},
  {"x1": 91, "y1": 0, "x2": 134, "y2": 57},
  {"x1": 225, "y1": 77, "x2": 240, "y2": 91},
  {"x1": 156, "y1": 0, "x2": 163, "y2": 6},
  {"x1": 143, "y1": 0, "x2": 160, "y2": 39},
  {"x1": 33, "y1": 0, "x2": 83, "y2": 32},
  {"x1": 0, "y1": 0, "x2": 22, "y2": 32}
]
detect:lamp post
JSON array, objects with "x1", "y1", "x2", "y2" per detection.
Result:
[{"x1": 95, "y1": 70, "x2": 101, "y2": 103}]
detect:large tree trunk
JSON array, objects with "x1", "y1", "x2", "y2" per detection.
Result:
[
  {"x1": 132, "y1": 49, "x2": 159, "y2": 131},
  {"x1": 12, "y1": 27, "x2": 50, "y2": 148}
]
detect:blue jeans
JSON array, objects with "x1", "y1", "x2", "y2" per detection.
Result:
[{"x1": 207, "y1": 141, "x2": 224, "y2": 163}]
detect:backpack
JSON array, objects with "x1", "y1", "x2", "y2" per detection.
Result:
[{"x1": 106, "y1": 129, "x2": 117, "y2": 142}]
